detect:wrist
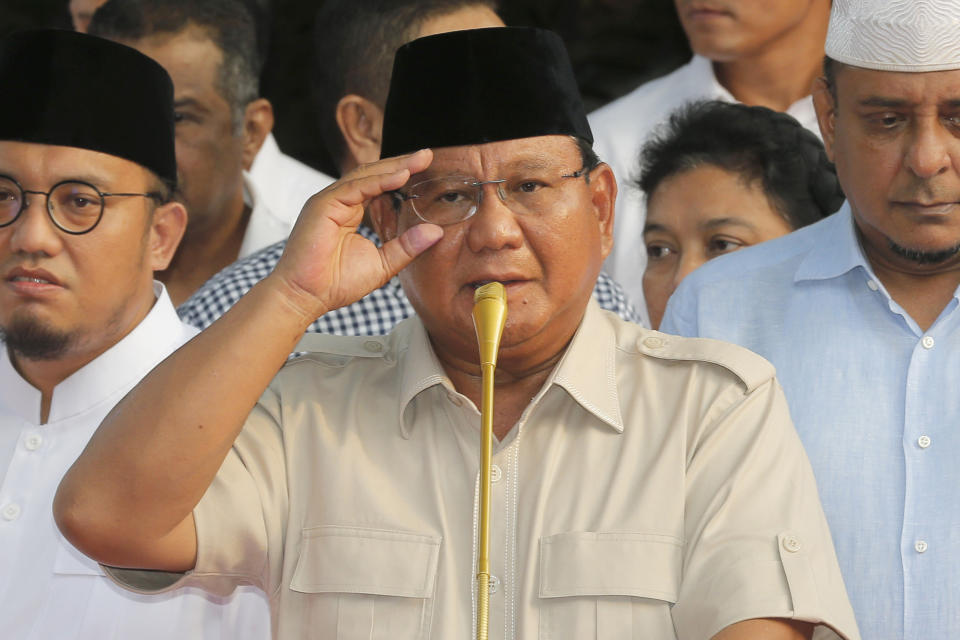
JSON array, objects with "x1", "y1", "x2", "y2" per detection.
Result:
[{"x1": 257, "y1": 273, "x2": 330, "y2": 331}]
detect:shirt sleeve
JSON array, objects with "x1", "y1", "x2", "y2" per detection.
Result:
[
  {"x1": 104, "y1": 386, "x2": 289, "y2": 599},
  {"x1": 673, "y1": 375, "x2": 861, "y2": 640}
]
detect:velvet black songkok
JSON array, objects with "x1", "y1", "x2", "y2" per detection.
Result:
[
  {"x1": 380, "y1": 27, "x2": 592, "y2": 159},
  {"x1": 0, "y1": 29, "x2": 177, "y2": 185}
]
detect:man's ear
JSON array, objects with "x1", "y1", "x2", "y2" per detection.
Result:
[
  {"x1": 148, "y1": 200, "x2": 188, "y2": 272},
  {"x1": 812, "y1": 77, "x2": 837, "y2": 162},
  {"x1": 587, "y1": 163, "x2": 617, "y2": 261},
  {"x1": 336, "y1": 94, "x2": 384, "y2": 169},
  {"x1": 368, "y1": 194, "x2": 399, "y2": 243},
  {"x1": 241, "y1": 98, "x2": 275, "y2": 170}
]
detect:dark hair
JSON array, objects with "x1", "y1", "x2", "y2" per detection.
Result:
[
  {"x1": 312, "y1": 0, "x2": 498, "y2": 168},
  {"x1": 89, "y1": 0, "x2": 262, "y2": 132},
  {"x1": 637, "y1": 100, "x2": 844, "y2": 229}
]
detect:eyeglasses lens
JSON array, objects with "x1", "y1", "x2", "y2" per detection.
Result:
[
  {"x1": 50, "y1": 182, "x2": 104, "y2": 233},
  {"x1": 0, "y1": 176, "x2": 22, "y2": 226}
]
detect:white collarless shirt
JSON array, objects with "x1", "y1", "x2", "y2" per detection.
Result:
[
  {"x1": 588, "y1": 55, "x2": 821, "y2": 327},
  {"x1": 0, "y1": 283, "x2": 270, "y2": 640},
  {"x1": 248, "y1": 133, "x2": 335, "y2": 228}
]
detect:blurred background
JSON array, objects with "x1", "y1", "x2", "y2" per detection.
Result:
[{"x1": 0, "y1": 0, "x2": 690, "y2": 176}]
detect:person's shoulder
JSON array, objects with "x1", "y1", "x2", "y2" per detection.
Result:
[
  {"x1": 589, "y1": 57, "x2": 706, "y2": 129},
  {"x1": 287, "y1": 332, "x2": 395, "y2": 368},
  {"x1": 252, "y1": 134, "x2": 335, "y2": 190},
  {"x1": 608, "y1": 315, "x2": 775, "y2": 393}
]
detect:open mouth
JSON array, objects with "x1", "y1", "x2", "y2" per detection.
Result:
[{"x1": 5, "y1": 267, "x2": 62, "y2": 289}]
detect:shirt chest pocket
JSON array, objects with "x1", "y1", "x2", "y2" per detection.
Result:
[
  {"x1": 539, "y1": 532, "x2": 682, "y2": 640},
  {"x1": 289, "y1": 526, "x2": 441, "y2": 640}
]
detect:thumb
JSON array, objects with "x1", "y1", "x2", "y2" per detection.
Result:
[{"x1": 378, "y1": 223, "x2": 444, "y2": 278}]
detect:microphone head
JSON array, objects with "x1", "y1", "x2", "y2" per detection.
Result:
[
  {"x1": 473, "y1": 281, "x2": 506, "y2": 305},
  {"x1": 472, "y1": 282, "x2": 508, "y2": 367}
]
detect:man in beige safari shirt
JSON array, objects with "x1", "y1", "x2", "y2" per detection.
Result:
[{"x1": 55, "y1": 27, "x2": 859, "y2": 640}]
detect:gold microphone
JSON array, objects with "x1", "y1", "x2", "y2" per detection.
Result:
[{"x1": 471, "y1": 282, "x2": 507, "y2": 640}]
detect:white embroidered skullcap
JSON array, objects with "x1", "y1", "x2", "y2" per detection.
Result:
[{"x1": 826, "y1": 0, "x2": 960, "y2": 72}]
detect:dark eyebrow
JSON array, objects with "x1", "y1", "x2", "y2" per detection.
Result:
[
  {"x1": 502, "y1": 157, "x2": 554, "y2": 172},
  {"x1": 5, "y1": 172, "x2": 115, "y2": 190},
  {"x1": 643, "y1": 222, "x2": 670, "y2": 235},
  {"x1": 700, "y1": 217, "x2": 757, "y2": 231},
  {"x1": 173, "y1": 97, "x2": 207, "y2": 112},
  {"x1": 857, "y1": 97, "x2": 912, "y2": 109}
]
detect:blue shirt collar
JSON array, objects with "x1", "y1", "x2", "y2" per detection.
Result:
[{"x1": 795, "y1": 202, "x2": 873, "y2": 283}]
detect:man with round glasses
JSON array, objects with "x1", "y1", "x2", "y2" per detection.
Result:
[
  {"x1": 0, "y1": 175, "x2": 163, "y2": 235},
  {"x1": 0, "y1": 29, "x2": 269, "y2": 639},
  {"x1": 58, "y1": 27, "x2": 857, "y2": 639}
]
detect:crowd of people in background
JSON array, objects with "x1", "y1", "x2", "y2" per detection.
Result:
[{"x1": 2, "y1": 0, "x2": 960, "y2": 638}]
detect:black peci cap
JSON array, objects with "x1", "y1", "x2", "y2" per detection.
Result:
[
  {"x1": 380, "y1": 27, "x2": 592, "y2": 159},
  {"x1": 0, "y1": 29, "x2": 177, "y2": 185}
]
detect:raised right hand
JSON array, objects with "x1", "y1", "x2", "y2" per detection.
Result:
[{"x1": 268, "y1": 149, "x2": 443, "y2": 323}]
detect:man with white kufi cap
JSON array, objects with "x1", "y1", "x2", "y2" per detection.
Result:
[{"x1": 662, "y1": 0, "x2": 960, "y2": 637}]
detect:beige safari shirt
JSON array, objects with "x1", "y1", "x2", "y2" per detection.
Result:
[{"x1": 112, "y1": 301, "x2": 859, "y2": 640}]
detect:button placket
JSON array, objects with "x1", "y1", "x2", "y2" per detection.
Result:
[
  {"x1": 24, "y1": 433, "x2": 43, "y2": 451},
  {"x1": 2, "y1": 503, "x2": 22, "y2": 521}
]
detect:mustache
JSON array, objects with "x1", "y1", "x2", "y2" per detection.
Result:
[{"x1": 891, "y1": 182, "x2": 960, "y2": 204}]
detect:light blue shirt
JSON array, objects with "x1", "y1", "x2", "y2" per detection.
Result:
[{"x1": 661, "y1": 203, "x2": 960, "y2": 640}]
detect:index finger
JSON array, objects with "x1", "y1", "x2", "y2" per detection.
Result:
[{"x1": 345, "y1": 148, "x2": 434, "y2": 183}]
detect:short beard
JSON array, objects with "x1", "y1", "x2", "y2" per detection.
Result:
[
  {"x1": 0, "y1": 318, "x2": 72, "y2": 361},
  {"x1": 887, "y1": 239, "x2": 960, "y2": 265}
]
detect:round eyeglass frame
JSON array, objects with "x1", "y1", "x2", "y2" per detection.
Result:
[
  {"x1": 391, "y1": 167, "x2": 589, "y2": 226},
  {"x1": 0, "y1": 174, "x2": 164, "y2": 235}
]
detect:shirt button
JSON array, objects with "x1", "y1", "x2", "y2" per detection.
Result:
[
  {"x1": 490, "y1": 465, "x2": 502, "y2": 482},
  {"x1": 24, "y1": 434, "x2": 43, "y2": 451},
  {"x1": 922, "y1": 336, "x2": 935, "y2": 349},
  {"x1": 918, "y1": 435, "x2": 932, "y2": 449},
  {"x1": 866, "y1": 280, "x2": 879, "y2": 291},
  {"x1": 915, "y1": 540, "x2": 928, "y2": 553},
  {"x1": 642, "y1": 336, "x2": 665, "y2": 349},
  {"x1": 489, "y1": 574, "x2": 501, "y2": 594},
  {"x1": 2, "y1": 503, "x2": 21, "y2": 521},
  {"x1": 363, "y1": 340, "x2": 384, "y2": 353},
  {"x1": 782, "y1": 535, "x2": 802, "y2": 553}
]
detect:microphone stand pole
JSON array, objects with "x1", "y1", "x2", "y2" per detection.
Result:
[{"x1": 472, "y1": 282, "x2": 507, "y2": 640}]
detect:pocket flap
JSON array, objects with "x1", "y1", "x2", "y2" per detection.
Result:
[
  {"x1": 290, "y1": 525, "x2": 441, "y2": 598},
  {"x1": 54, "y1": 537, "x2": 106, "y2": 576},
  {"x1": 539, "y1": 531, "x2": 682, "y2": 602}
]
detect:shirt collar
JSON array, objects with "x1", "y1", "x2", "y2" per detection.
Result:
[
  {"x1": 396, "y1": 299, "x2": 624, "y2": 438},
  {"x1": 691, "y1": 55, "x2": 817, "y2": 130},
  {"x1": 794, "y1": 202, "x2": 870, "y2": 282},
  {"x1": 0, "y1": 282, "x2": 196, "y2": 424},
  {"x1": 239, "y1": 172, "x2": 289, "y2": 259},
  {"x1": 691, "y1": 55, "x2": 736, "y2": 102}
]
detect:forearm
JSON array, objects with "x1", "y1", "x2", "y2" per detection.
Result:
[
  {"x1": 713, "y1": 619, "x2": 813, "y2": 640},
  {"x1": 54, "y1": 274, "x2": 317, "y2": 566}
]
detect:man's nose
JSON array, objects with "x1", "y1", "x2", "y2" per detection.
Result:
[
  {"x1": 904, "y1": 119, "x2": 953, "y2": 179},
  {"x1": 7, "y1": 198, "x2": 62, "y2": 257},
  {"x1": 466, "y1": 183, "x2": 524, "y2": 253}
]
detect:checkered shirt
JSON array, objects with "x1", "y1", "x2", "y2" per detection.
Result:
[{"x1": 178, "y1": 225, "x2": 642, "y2": 334}]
